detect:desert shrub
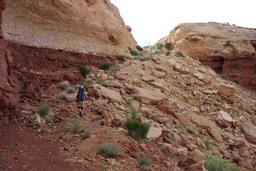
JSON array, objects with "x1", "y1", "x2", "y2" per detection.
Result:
[
  {"x1": 129, "y1": 105, "x2": 141, "y2": 120},
  {"x1": 129, "y1": 48, "x2": 139, "y2": 56},
  {"x1": 136, "y1": 45, "x2": 144, "y2": 51},
  {"x1": 83, "y1": 130, "x2": 91, "y2": 139},
  {"x1": 125, "y1": 119, "x2": 150, "y2": 139},
  {"x1": 68, "y1": 119, "x2": 85, "y2": 134},
  {"x1": 79, "y1": 64, "x2": 90, "y2": 78},
  {"x1": 134, "y1": 56, "x2": 151, "y2": 62},
  {"x1": 153, "y1": 51, "x2": 161, "y2": 55},
  {"x1": 100, "y1": 120, "x2": 106, "y2": 126},
  {"x1": 165, "y1": 51, "x2": 171, "y2": 56},
  {"x1": 37, "y1": 104, "x2": 51, "y2": 118},
  {"x1": 204, "y1": 138, "x2": 212, "y2": 150},
  {"x1": 100, "y1": 63, "x2": 111, "y2": 71},
  {"x1": 110, "y1": 66, "x2": 121, "y2": 73},
  {"x1": 99, "y1": 143, "x2": 119, "y2": 158},
  {"x1": 0, "y1": 153, "x2": 4, "y2": 169},
  {"x1": 164, "y1": 42, "x2": 173, "y2": 50},
  {"x1": 156, "y1": 43, "x2": 163, "y2": 50},
  {"x1": 139, "y1": 155, "x2": 151, "y2": 167},
  {"x1": 117, "y1": 55, "x2": 126, "y2": 64},
  {"x1": 175, "y1": 51, "x2": 185, "y2": 57},
  {"x1": 80, "y1": 80, "x2": 93, "y2": 89},
  {"x1": 204, "y1": 155, "x2": 240, "y2": 171}
]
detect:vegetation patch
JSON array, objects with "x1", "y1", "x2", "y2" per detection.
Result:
[
  {"x1": 125, "y1": 119, "x2": 150, "y2": 139},
  {"x1": 83, "y1": 130, "x2": 91, "y2": 139},
  {"x1": 129, "y1": 105, "x2": 141, "y2": 120},
  {"x1": 0, "y1": 153, "x2": 4, "y2": 169},
  {"x1": 164, "y1": 42, "x2": 173, "y2": 51},
  {"x1": 79, "y1": 64, "x2": 90, "y2": 78},
  {"x1": 204, "y1": 155, "x2": 240, "y2": 171},
  {"x1": 117, "y1": 55, "x2": 126, "y2": 64},
  {"x1": 129, "y1": 48, "x2": 139, "y2": 56},
  {"x1": 99, "y1": 143, "x2": 119, "y2": 158},
  {"x1": 139, "y1": 155, "x2": 151, "y2": 167},
  {"x1": 175, "y1": 51, "x2": 185, "y2": 57},
  {"x1": 100, "y1": 63, "x2": 111, "y2": 71},
  {"x1": 136, "y1": 45, "x2": 144, "y2": 51},
  {"x1": 80, "y1": 80, "x2": 93, "y2": 89},
  {"x1": 134, "y1": 56, "x2": 151, "y2": 62},
  {"x1": 156, "y1": 43, "x2": 163, "y2": 50},
  {"x1": 68, "y1": 119, "x2": 85, "y2": 134},
  {"x1": 37, "y1": 104, "x2": 51, "y2": 118}
]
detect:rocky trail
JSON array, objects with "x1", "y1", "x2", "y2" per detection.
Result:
[{"x1": 1, "y1": 52, "x2": 256, "y2": 171}]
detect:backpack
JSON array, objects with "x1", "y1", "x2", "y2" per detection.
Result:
[{"x1": 77, "y1": 87, "x2": 87, "y2": 101}]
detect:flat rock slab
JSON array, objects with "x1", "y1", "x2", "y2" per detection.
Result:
[
  {"x1": 146, "y1": 127, "x2": 162, "y2": 139},
  {"x1": 94, "y1": 84, "x2": 122, "y2": 103}
]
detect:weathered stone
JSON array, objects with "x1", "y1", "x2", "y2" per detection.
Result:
[
  {"x1": 133, "y1": 86, "x2": 165, "y2": 104},
  {"x1": 94, "y1": 84, "x2": 122, "y2": 103},
  {"x1": 241, "y1": 121, "x2": 256, "y2": 144},
  {"x1": 146, "y1": 127, "x2": 162, "y2": 139},
  {"x1": 208, "y1": 128, "x2": 223, "y2": 143},
  {"x1": 190, "y1": 113, "x2": 216, "y2": 129},
  {"x1": 217, "y1": 84, "x2": 236, "y2": 97},
  {"x1": 157, "y1": 98, "x2": 184, "y2": 115}
]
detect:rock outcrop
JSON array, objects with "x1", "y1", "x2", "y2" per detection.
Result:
[
  {"x1": 166, "y1": 22, "x2": 256, "y2": 90},
  {"x1": 2, "y1": 0, "x2": 136, "y2": 56},
  {"x1": 0, "y1": 0, "x2": 136, "y2": 113}
]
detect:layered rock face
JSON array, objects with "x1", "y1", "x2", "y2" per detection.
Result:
[
  {"x1": 167, "y1": 22, "x2": 256, "y2": 90},
  {"x1": 0, "y1": 0, "x2": 136, "y2": 113},
  {"x1": 2, "y1": 0, "x2": 136, "y2": 55}
]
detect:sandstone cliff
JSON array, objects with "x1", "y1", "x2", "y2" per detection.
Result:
[
  {"x1": 2, "y1": 0, "x2": 136, "y2": 56},
  {"x1": 166, "y1": 22, "x2": 256, "y2": 90},
  {"x1": 0, "y1": 0, "x2": 136, "y2": 113}
]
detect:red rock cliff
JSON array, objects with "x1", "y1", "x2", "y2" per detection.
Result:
[{"x1": 167, "y1": 22, "x2": 256, "y2": 90}]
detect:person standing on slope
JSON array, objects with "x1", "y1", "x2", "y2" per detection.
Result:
[{"x1": 76, "y1": 85, "x2": 87, "y2": 117}]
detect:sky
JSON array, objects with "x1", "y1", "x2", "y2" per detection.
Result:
[{"x1": 110, "y1": 0, "x2": 256, "y2": 46}]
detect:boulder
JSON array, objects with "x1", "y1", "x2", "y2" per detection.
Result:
[
  {"x1": 208, "y1": 128, "x2": 223, "y2": 143},
  {"x1": 133, "y1": 86, "x2": 165, "y2": 104},
  {"x1": 241, "y1": 121, "x2": 256, "y2": 144},
  {"x1": 190, "y1": 113, "x2": 216, "y2": 129},
  {"x1": 2, "y1": 0, "x2": 136, "y2": 56},
  {"x1": 217, "y1": 84, "x2": 236, "y2": 97},
  {"x1": 94, "y1": 84, "x2": 122, "y2": 103},
  {"x1": 146, "y1": 127, "x2": 162, "y2": 139},
  {"x1": 157, "y1": 98, "x2": 184, "y2": 115}
]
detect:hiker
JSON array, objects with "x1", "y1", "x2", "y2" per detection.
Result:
[{"x1": 76, "y1": 85, "x2": 87, "y2": 117}]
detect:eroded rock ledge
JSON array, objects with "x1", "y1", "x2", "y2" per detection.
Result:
[
  {"x1": 2, "y1": 0, "x2": 136, "y2": 56},
  {"x1": 167, "y1": 22, "x2": 256, "y2": 90}
]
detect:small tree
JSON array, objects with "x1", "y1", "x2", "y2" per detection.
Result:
[
  {"x1": 204, "y1": 155, "x2": 240, "y2": 171},
  {"x1": 125, "y1": 119, "x2": 150, "y2": 139},
  {"x1": 79, "y1": 64, "x2": 90, "y2": 78},
  {"x1": 100, "y1": 63, "x2": 111, "y2": 71},
  {"x1": 164, "y1": 42, "x2": 173, "y2": 51},
  {"x1": 37, "y1": 104, "x2": 51, "y2": 118}
]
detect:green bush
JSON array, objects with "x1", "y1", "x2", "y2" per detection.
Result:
[
  {"x1": 175, "y1": 51, "x2": 185, "y2": 57},
  {"x1": 69, "y1": 119, "x2": 85, "y2": 134},
  {"x1": 204, "y1": 139, "x2": 212, "y2": 150},
  {"x1": 139, "y1": 155, "x2": 151, "y2": 167},
  {"x1": 129, "y1": 48, "x2": 139, "y2": 56},
  {"x1": 99, "y1": 143, "x2": 119, "y2": 158},
  {"x1": 153, "y1": 51, "x2": 161, "y2": 55},
  {"x1": 100, "y1": 63, "x2": 111, "y2": 71},
  {"x1": 79, "y1": 64, "x2": 90, "y2": 78},
  {"x1": 0, "y1": 153, "x2": 4, "y2": 169},
  {"x1": 37, "y1": 104, "x2": 51, "y2": 118},
  {"x1": 164, "y1": 42, "x2": 173, "y2": 51},
  {"x1": 134, "y1": 56, "x2": 151, "y2": 62},
  {"x1": 125, "y1": 119, "x2": 150, "y2": 139},
  {"x1": 83, "y1": 130, "x2": 91, "y2": 139},
  {"x1": 156, "y1": 43, "x2": 163, "y2": 50},
  {"x1": 136, "y1": 45, "x2": 144, "y2": 51},
  {"x1": 204, "y1": 155, "x2": 240, "y2": 171},
  {"x1": 117, "y1": 55, "x2": 126, "y2": 64}
]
